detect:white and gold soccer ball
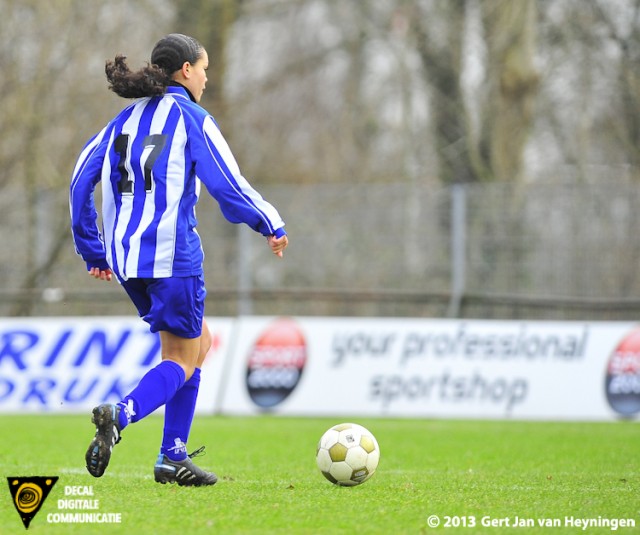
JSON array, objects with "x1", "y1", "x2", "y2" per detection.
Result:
[{"x1": 316, "y1": 423, "x2": 380, "y2": 486}]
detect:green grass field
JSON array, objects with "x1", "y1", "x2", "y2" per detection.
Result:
[{"x1": 1, "y1": 415, "x2": 638, "y2": 534}]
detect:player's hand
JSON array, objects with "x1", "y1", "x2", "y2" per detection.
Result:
[
  {"x1": 88, "y1": 267, "x2": 113, "y2": 281},
  {"x1": 267, "y1": 234, "x2": 289, "y2": 258}
]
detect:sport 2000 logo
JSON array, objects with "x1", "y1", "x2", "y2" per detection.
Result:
[
  {"x1": 605, "y1": 327, "x2": 640, "y2": 418},
  {"x1": 245, "y1": 318, "x2": 307, "y2": 409}
]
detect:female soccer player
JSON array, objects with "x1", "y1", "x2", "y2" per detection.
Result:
[{"x1": 70, "y1": 34, "x2": 288, "y2": 486}]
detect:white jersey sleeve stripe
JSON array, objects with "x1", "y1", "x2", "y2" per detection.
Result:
[
  {"x1": 70, "y1": 126, "x2": 108, "y2": 188},
  {"x1": 101, "y1": 129, "x2": 117, "y2": 271},
  {"x1": 69, "y1": 126, "x2": 110, "y2": 255},
  {"x1": 201, "y1": 116, "x2": 284, "y2": 234}
]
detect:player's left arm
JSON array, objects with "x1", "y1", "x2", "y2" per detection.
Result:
[
  {"x1": 195, "y1": 115, "x2": 288, "y2": 247},
  {"x1": 267, "y1": 232, "x2": 289, "y2": 258}
]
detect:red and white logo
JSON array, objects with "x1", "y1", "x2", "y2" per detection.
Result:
[
  {"x1": 605, "y1": 328, "x2": 640, "y2": 417},
  {"x1": 245, "y1": 318, "x2": 307, "y2": 409}
]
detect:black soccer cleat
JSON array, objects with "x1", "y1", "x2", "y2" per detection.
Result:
[
  {"x1": 154, "y1": 446, "x2": 218, "y2": 487},
  {"x1": 85, "y1": 404, "x2": 122, "y2": 478}
]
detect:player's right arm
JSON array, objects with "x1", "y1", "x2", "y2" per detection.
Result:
[
  {"x1": 88, "y1": 266, "x2": 113, "y2": 281},
  {"x1": 69, "y1": 126, "x2": 112, "y2": 273}
]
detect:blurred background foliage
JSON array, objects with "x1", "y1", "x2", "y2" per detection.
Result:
[{"x1": 1, "y1": 0, "x2": 639, "y2": 318}]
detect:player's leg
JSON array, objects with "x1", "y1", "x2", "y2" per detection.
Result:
[
  {"x1": 155, "y1": 321, "x2": 217, "y2": 486},
  {"x1": 160, "y1": 320, "x2": 211, "y2": 461},
  {"x1": 86, "y1": 277, "x2": 199, "y2": 478},
  {"x1": 118, "y1": 331, "x2": 199, "y2": 426},
  {"x1": 149, "y1": 276, "x2": 217, "y2": 486},
  {"x1": 86, "y1": 334, "x2": 197, "y2": 478},
  {"x1": 116, "y1": 276, "x2": 206, "y2": 428}
]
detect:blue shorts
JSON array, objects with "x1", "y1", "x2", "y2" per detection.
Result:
[{"x1": 119, "y1": 275, "x2": 206, "y2": 339}]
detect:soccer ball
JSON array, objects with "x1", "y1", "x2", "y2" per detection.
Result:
[{"x1": 316, "y1": 423, "x2": 380, "y2": 486}]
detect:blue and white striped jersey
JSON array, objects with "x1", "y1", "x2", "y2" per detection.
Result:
[{"x1": 70, "y1": 86, "x2": 285, "y2": 280}]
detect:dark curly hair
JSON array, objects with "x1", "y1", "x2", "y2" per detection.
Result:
[
  {"x1": 105, "y1": 34, "x2": 203, "y2": 99},
  {"x1": 105, "y1": 55, "x2": 170, "y2": 98}
]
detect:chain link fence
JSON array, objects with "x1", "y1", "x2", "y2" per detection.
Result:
[{"x1": 2, "y1": 177, "x2": 640, "y2": 320}]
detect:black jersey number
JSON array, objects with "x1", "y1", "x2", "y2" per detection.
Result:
[{"x1": 115, "y1": 134, "x2": 168, "y2": 194}]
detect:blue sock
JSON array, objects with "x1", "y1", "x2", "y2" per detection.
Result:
[
  {"x1": 117, "y1": 360, "x2": 186, "y2": 430},
  {"x1": 161, "y1": 367, "x2": 201, "y2": 461}
]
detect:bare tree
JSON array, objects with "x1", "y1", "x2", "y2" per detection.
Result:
[
  {"x1": 534, "y1": 0, "x2": 640, "y2": 181},
  {"x1": 3, "y1": 0, "x2": 640, "y2": 318},
  {"x1": 0, "y1": 0, "x2": 174, "y2": 315},
  {"x1": 480, "y1": 0, "x2": 540, "y2": 182},
  {"x1": 589, "y1": 0, "x2": 640, "y2": 170},
  {"x1": 173, "y1": 0, "x2": 241, "y2": 125},
  {"x1": 221, "y1": 0, "x2": 543, "y2": 185}
]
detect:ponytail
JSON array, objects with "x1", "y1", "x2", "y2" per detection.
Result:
[{"x1": 105, "y1": 55, "x2": 171, "y2": 99}]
